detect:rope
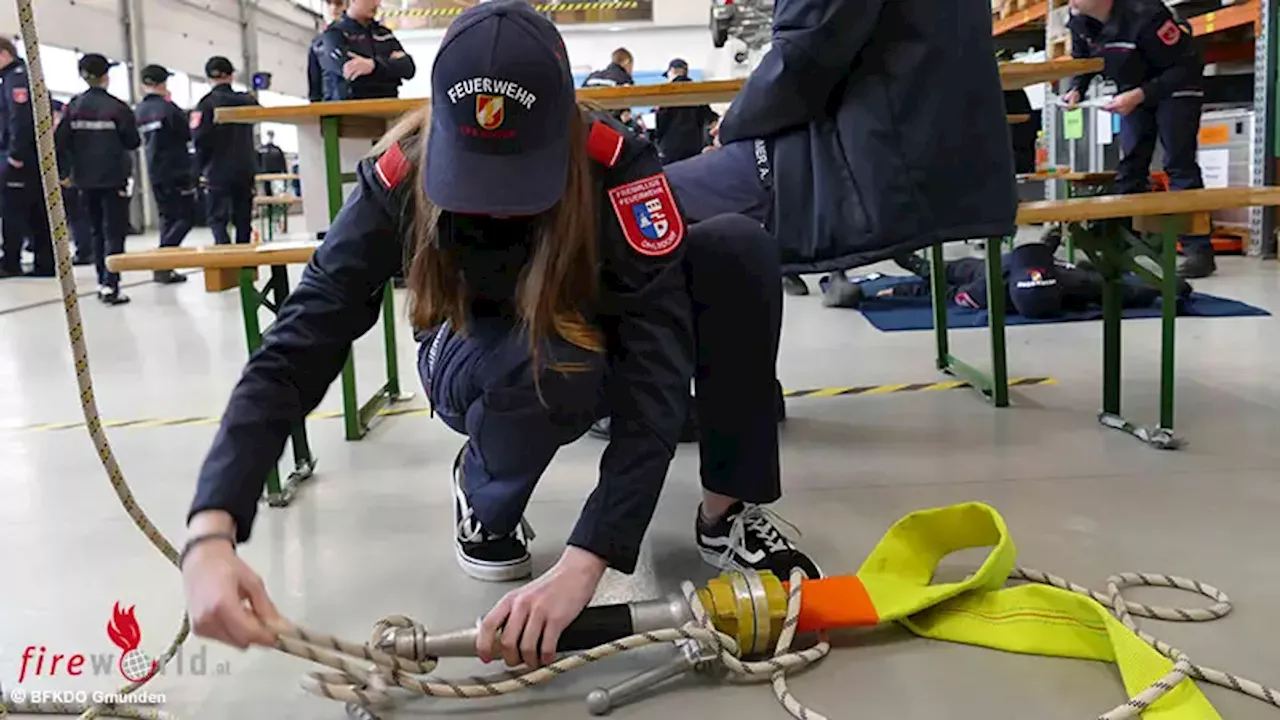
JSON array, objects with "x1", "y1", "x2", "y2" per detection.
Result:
[
  {"x1": 2, "y1": 4, "x2": 1277, "y2": 720},
  {"x1": 263, "y1": 568, "x2": 831, "y2": 718},
  {"x1": 1, "y1": 0, "x2": 188, "y2": 717}
]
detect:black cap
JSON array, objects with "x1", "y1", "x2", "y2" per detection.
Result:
[
  {"x1": 425, "y1": 0, "x2": 575, "y2": 216},
  {"x1": 1007, "y1": 243, "x2": 1063, "y2": 319},
  {"x1": 140, "y1": 64, "x2": 172, "y2": 85},
  {"x1": 78, "y1": 53, "x2": 113, "y2": 78},
  {"x1": 667, "y1": 58, "x2": 688, "y2": 72},
  {"x1": 205, "y1": 56, "x2": 235, "y2": 79}
]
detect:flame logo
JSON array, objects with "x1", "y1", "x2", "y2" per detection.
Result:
[
  {"x1": 475, "y1": 94, "x2": 505, "y2": 131},
  {"x1": 107, "y1": 603, "x2": 158, "y2": 683}
]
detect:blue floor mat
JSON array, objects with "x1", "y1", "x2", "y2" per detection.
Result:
[{"x1": 851, "y1": 275, "x2": 1271, "y2": 332}]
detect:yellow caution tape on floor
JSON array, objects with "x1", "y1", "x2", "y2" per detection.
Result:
[{"x1": 3, "y1": 378, "x2": 1056, "y2": 433}]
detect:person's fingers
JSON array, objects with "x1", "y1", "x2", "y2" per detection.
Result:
[
  {"x1": 190, "y1": 605, "x2": 238, "y2": 647},
  {"x1": 238, "y1": 576, "x2": 281, "y2": 646},
  {"x1": 520, "y1": 606, "x2": 546, "y2": 669},
  {"x1": 478, "y1": 595, "x2": 513, "y2": 663},
  {"x1": 501, "y1": 595, "x2": 531, "y2": 668},
  {"x1": 539, "y1": 615, "x2": 564, "y2": 666},
  {"x1": 208, "y1": 603, "x2": 255, "y2": 649}
]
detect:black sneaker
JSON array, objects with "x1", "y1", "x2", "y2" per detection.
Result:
[
  {"x1": 154, "y1": 270, "x2": 187, "y2": 284},
  {"x1": 453, "y1": 448, "x2": 534, "y2": 582},
  {"x1": 781, "y1": 275, "x2": 809, "y2": 296},
  {"x1": 98, "y1": 287, "x2": 131, "y2": 306},
  {"x1": 696, "y1": 502, "x2": 822, "y2": 580}
]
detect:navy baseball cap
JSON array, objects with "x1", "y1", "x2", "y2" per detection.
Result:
[
  {"x1": 1008, "y1": 243, "x2": 1063, "y2": 318},
  {"x1": 425, "y1": 1, "x2": 576, "y2": 215},
  {"x1": 78, "y1": 53, "x2": 114, "y2": 78}
]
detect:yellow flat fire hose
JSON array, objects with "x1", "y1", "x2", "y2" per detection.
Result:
[{"x1": 5, "y1": 2, "x2": 1280, "y2": 720}]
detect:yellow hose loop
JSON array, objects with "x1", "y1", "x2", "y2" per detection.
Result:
[{"x1": 2, "y1": 1, "x2": 188, "y2": 717}]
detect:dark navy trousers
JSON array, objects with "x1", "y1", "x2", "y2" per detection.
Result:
[
  {"x1": 664, "y1": 141, "x2": 770, "y2": 226},
  {"x1": 418, "y1": 214, "x2": 783, "y2": 537},
  {"x1": 1118, "y1": 95, "x2": 1211, "y2": 252},
  {"x1": 152, "y1": 183, "x2": 195, "y2": 249}
]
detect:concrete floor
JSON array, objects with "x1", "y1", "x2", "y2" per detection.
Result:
[{"x1": 2, "y1": 227, "x2": 1279, "y2": 719}]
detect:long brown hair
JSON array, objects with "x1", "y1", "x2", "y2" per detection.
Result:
[{"x1": 373, "y1": 103, "x2": 605, "y2": 378}]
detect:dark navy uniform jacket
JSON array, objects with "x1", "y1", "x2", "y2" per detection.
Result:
[
  {"x1": 317, "y1": 14, "x2": 416, "y2": 101},
  {"x1": 1068, "y1": 0, "x2": 1204, "y2": 101},
  {"x1": 0, "y1": 60, "x2": 36, "y2": 167},
  {"x1": 718, "y1": 0, "x2": 1017, "y2": 274},
  {"x1": 135, "y1": 92, "x2": 193, "y2": 186},
  {"x1": 54, "y1": 86, "x2": 140, "y2": 189},
  {"x1": 192, "y1": 84, "x2": 259, "y2": 186},
  {"x1": 189, "y1": 116, "x2": 693, "y2": 574},
  {"x1": 581, "y1": 62, "x2": 633, "y2": 88}
]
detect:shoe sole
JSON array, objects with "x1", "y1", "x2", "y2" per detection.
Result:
[
  {"x1": 697, "y1": 545, "x2": 824, "y2": 579},
  {"x1": 454, "y1": 543, "x2": 533, "y2": 582}
]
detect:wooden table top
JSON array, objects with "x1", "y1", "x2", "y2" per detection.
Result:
[
  {"x1": 1017, "y1": 186, "x2": 1280, "y2": 224},
  {"x1": 105, "y1": 242, "x2": 319, "y2": 272},
  {"x1": 256, "y1": 173, "x2": 299, "y2": 182},
  {"x1": 216, "y1": 60, "x2": 1103, "y2": 125},
  {"x1": 253, "y1": 195, "x2": 303, "y2": 206},
  {"x1": 1017, "y1": 170, "x2": 1118, "y2": 183}
]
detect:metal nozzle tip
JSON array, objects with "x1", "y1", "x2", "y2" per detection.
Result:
[{"x1": 585, "y1": 689, "x2": 611, "y2": 715}]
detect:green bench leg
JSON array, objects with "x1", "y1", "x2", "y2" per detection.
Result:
[
  {"x1": 1159, "y1": 223, "x2": 1177, "y2": 430},
  {"x1": 1093, "y1": 220, "x2": 1183, "y2": 449},
  {"x1": 237, "y1": 266, "x2": 317, "y2": 507},
  {"x1": 322, "y1": 115, "x2": 411, "y2": 441},
  {"x1": 931, "y1": 238, "x2": 1009, "y2": 407}
]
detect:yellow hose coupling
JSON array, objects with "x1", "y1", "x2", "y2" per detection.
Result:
[{"x1": 695, "y1": 569, "x2": 787, "y2": 656}]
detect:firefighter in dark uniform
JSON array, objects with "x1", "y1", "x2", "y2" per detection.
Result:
[
  {"x1": 135, "y1": 64, "x2": 193, "y2": 284},
  {"x1": 179, "y1": 2, "x2": 819, "y2": 666},
  {"x1": 308, "y1": 0, "x2": 349, "y2": 102},
  {"x1": 582, "y1": 47, "x2": 634, "y2": 88},
  {"x1": 317, "y1": 0, "x2": 416, "y2": 101},
  {"x1": 192, "y1": 56, "x2": 259, "y2": 245},
  {"x1": 1066, "y1": 0, "x2": 1211, "y2": 277},
  {"x1": 651, "y1": 58, "x2": 718, "y2": 164},
  {"x1": 0, "y1": 38, "x2": 53, "y2": 278},
  {"x1": 52, "y1": 98, "x2": 95, "y2": 266},
  {"x1": 55, "y1": 53, "x2": 140, "y2": 305},
  {"x1": 857, "y1": 241, "x2": 1194, "y2": 315}
]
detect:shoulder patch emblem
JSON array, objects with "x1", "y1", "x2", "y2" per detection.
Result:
[
  {"x1": 374, "y1": 141, "x2": 411, "y2": 189},
  {"x1": 587, "y1": 121, "x2": 625, "y2": 168},
  {"x1": 11, "y1": 87, "x2": 27, "y2": 104},
  {"x1": 1156, "y1": 18, "x2": 1181, "y2": 46},
  {"x1": 607, "y1": 173, "x2": 684, "y2": 257},
  {"x1": 188, "y1": 110, "x2": 202, "y2": 130}
]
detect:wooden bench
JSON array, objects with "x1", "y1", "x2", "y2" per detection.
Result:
[
  {"x1": 253, "y1": 195, "x2": 303, "y2": 242},
  {"x1": 934, "y1": 186, "x2": 1280, "y2": 448},
  {"x1": 106, "y1": 242, "x2": 413, "y2": 500}
]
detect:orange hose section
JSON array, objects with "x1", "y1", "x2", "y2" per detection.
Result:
[{"x1": 783, "y1": 576, "x2": 880, "y2": 632}]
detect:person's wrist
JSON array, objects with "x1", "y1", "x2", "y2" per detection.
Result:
[
  {"x1": 188, "y1": 509, "x2": 236, "y2": 537},
  {"x1": 558, "y1": 545, "x2": 608, "y2": 579}
]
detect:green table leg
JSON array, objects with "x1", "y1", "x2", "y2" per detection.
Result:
[
  {"x1": 1159, "y1": 219, "x2": 1177, "y2": 429},
  {"x1": 930, "y1": 243, "x2": 949, "y2": 370},
  {"x1": 984, "y1": 236, "x2": 1009, "y2": 408},
  {"x1": 237, "y1": 266, "x2": 317, "y2": 506},
  {"x1": 382, "y1": 282, "x2": 401, "y2": 397},
  {"x1": 1100, "y1": 252, "x2": 1122, "y2": 416}
]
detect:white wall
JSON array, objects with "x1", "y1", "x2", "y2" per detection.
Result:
[
  {"x1": 0, "y1": 0, "x2": 318, "y2": 99},
  {"x1": 398, "y1": 21, "x2": 746, "y2": 99},
  {"x1": 653, "y1": 0, "x2": 711, "y2": 26}
]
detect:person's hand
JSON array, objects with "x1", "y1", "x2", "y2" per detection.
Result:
[
  {"x1": 343, "y1": 54, "x2": 376, "y2": 81},
  {"x1": 389, "y1": 50, "x2": 407, "y2": 60},
  {"x1": 7, "y1": 157, "x2": 23, "y2": 168},
  {"x1": 183, "y1": 510, "x2": 282, "y2": 650},
  {"x1": 1061, "y1": 89, "x2": 1081, "y2": 110},
  {"x1": 477, "y1": 546, "x2": 607, "y2": 668},
  {"x1": 1104, "y1": 88, "x2": 1145, "y2": 116}
]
